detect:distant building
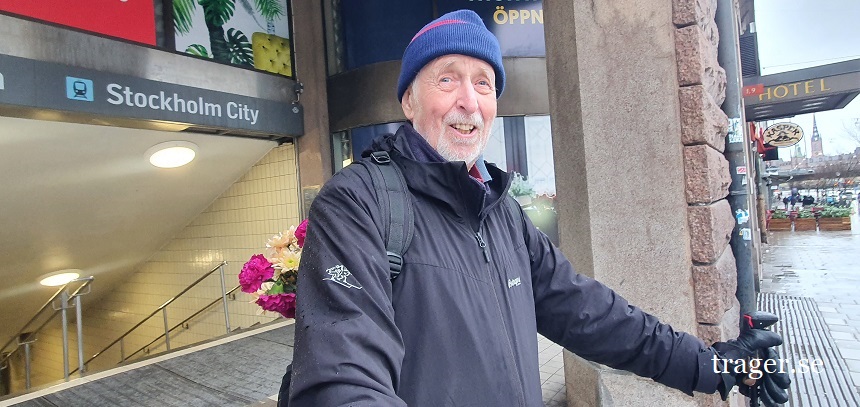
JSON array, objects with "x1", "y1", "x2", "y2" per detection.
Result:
[{"x1": 810, "y1": 115, "x2": 824, "y2": 157}]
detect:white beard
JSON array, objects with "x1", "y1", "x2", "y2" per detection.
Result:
[{"x1": 426, "y1": 111, "x2": 489, "y2": 165}]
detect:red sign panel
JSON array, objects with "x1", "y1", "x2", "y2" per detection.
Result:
[
  {"x1": 742, "y1": 84, "x2": 764, "y2": 97},
  {"x1": 0, "y1": 0, "x2": 155, "y2": 45}
]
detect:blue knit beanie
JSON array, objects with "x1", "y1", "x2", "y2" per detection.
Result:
[{"x1": 397, "y1": 9, "x2": 505, "y2": 102}]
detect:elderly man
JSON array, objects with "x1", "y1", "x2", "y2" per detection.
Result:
[{"x1": 289, "y1": 9, "x2": 789, "y2": 407}]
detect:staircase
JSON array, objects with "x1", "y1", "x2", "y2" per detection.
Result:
[{"x1": 1, "y1": 321, "x2": 294, "y2": 407}]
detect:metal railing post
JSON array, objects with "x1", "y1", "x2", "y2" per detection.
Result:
[
  {"x1": 24, "y1": 342, "x2": 32, "y2": 390},
  {"x1": 75, "y1": 294, "x2": 85, "y2": 375},
  {"x1": 218, "y1": 263, "x2": 231, "y2": 333},
  {"x1": 60, "y1": 290, "x2": 70, "y2": 381},
  {"x1": 77, "y1": 263, "x2": 235, "y2": 369},
  {"x1": 162, "y1": 308, "x2": 171, "y2": 351}
]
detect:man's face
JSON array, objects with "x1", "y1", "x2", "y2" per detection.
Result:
[{"x1": 401, "y1": 54, "x2": 498, "y2": 167}]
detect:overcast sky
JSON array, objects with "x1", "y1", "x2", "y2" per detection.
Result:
[{"x1": 754, "y1": 0, "x2": 860, "y2": 158}]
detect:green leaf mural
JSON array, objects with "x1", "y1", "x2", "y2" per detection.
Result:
[
  {"x1": 173, "y1": 0, "x2": 196, "y2": 34},
  {"x1": 173, "y1": 0, "x2": 289, "y2": 74},
  {"x1": 225, "y1": 28, "x2": 254, "y2": 66},
  {"x1": 200, "y1": 0, "x2": 236, "y2": 27},
  {"x1": 185, "y1": 44, "x2": 210, "y2": 58},
  {"x1": 253, "y1": 0, "x2": 284, "y2": 21}
]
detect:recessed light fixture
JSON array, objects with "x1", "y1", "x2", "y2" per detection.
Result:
[
  {"x1": 39, "y1": 269, "x2": 81, "y2": 287},
  {"x1": 146, "y1": 141, "x2": 198, "y2": 168}
]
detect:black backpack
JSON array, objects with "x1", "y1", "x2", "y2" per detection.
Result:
[{"x1": 278, "y1": 151, "x2": 413, "y2": 406}]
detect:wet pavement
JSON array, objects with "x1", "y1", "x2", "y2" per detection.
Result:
[
  {"x1": 10, "y1": 206, "x2": 858, "y2": 406},
  {"x1": 760, "y1": 202, "x2": 860, "y2": 402}
]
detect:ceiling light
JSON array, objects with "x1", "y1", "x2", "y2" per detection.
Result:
[
  {"x1": 39, "y1": 269, "x2": 81, "y2": 286},
  {"x1": 146, "y1": 141, "x2": 198, "y2": 168}
]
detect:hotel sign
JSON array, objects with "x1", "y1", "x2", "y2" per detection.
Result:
[
  {"x1": 744, "y1": 71, "x2": 860, "y2": 105},
  {"x1": 0, "y1": 54, "x2": 303, "y2": 137}
]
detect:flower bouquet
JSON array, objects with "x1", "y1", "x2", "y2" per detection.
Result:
[{"x1": 238, "y1": 219, "x2": 307, "y2": 318}]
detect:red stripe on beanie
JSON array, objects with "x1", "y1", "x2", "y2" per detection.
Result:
[{"x1": 410, "y1": 19, "x2": 465, "y2": 43}]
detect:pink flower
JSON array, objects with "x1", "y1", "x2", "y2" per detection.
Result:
[
  {"x1": 295, "y1": 219, "x2": 308, "y2": 248},
  {"x1": 239, "y1": 254, "x2": 274, "y2": 293},
  {"x1": 256, "y1": 292, "x2": 297, "y2": 319}
]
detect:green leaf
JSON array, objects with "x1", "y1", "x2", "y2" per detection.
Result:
[
  {"x1": 253, "y1": 0, "x2": 285, "y2": 21},
  {"x1": 200, "y1": 0, "x2": 235, "y2": 27},
  {"x1": 225, "y1": 28, "x2": 254, "y2": 66},
  {"x1": 820, "y1": 206, "x2": 852, "y2": 218},
  {"x1": 269, "y1": 280, "x2": 285, "y2": 294},
  {"x1": 185, "y1": 44, "x2": 210, "y2": 57},
  {"x1": 173, "y1": 0, "x2": 197, "y2": 34},
  {"x1": 508, "y1": 172, "x2": 535, "y2": 197},
  {"x1": 771, "y1": 210, "x2": 788, "y2": 219}
]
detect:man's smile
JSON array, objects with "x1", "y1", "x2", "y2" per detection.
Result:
[{"x1": 451, "y1": 123, "x2": 476, "y2": 135}]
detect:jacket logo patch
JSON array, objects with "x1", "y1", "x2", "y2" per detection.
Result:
[
  {"x1": 324, "y1": 265, "x2": 363, "y2": 289},
  {"x1": 507, "y1": 277, "x2": 522, "y2": 288}
]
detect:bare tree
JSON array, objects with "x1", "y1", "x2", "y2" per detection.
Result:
[
  {"x1": 844, "y1": 118, "x2": 860, "y2": 145},
  {"x1": 786, "y1": 154, "x2": 860, "y2": 201}
]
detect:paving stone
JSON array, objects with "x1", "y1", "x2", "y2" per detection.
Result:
[
  {"x1": 828, "y1": 325, "x2": 860, "y2": 334},
  {"x1": 825, "y1": 318, "x2": 849, "y2": 325},
  {"x1": 760, "y1": 229, "x2": 860, "y2": 406},
  {"x1": 831, "y1": 331, "x2": 858, "y2": 341},
  {"x1": 836, "y1": 340, "x2": 860, "y2": 350},
  {"x1": 842, "y1": 348, "x2": 860, "y2": 361}
]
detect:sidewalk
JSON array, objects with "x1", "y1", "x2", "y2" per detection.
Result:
[
  {"x1": 759, "y1": 204, "x2": 860, "y2": 404},
  {"x1": 253, "y1": 203, "x2": 860, "y2": 407}
]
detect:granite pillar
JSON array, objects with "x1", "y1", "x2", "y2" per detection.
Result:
[{"x1": 543, "y1": 1, "x2": 702, "y2": 405}]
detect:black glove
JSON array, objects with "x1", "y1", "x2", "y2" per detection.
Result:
[{"x1": 712, "y1": 329, "x2": 791, "y2": 407}]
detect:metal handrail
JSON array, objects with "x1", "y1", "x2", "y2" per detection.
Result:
[
  {"x1": 0, "y1": 277, "x2": 94, "y2": 367},
  {"x1": 121, "y1": 284, "x2": 242, "y2": 362},
  {"x1": 79, "y1": 261, "x2": 228, "y2": 369}
]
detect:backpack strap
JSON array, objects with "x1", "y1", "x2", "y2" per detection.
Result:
[
  {"x1": 363, "y1": 151, "x2": 414, "y2": 280},
  {"x1": 501, "y1": 195, "x2": 529, "y2": 245}
]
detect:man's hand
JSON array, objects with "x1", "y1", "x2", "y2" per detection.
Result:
[{"x1": 712, "y1": 329, "x2": 791, "y2": 406}]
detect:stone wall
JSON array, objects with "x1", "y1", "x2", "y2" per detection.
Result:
[{"x1": 673, "y1": 0, "x2": 740, "y2": 405}]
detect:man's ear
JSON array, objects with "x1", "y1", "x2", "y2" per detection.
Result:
[{"x1": 401, "y1": 88, "x2": 415, "y2": 121}]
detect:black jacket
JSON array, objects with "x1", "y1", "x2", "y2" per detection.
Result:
[{"x1": 290, "y1": 125, "x2": 721, "y2": 406}]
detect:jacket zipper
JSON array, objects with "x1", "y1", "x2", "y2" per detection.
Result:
[
  {"x1": 474, "y1": 230, "x2": 490, "y2": 263},
  {"x1": 476, "y1": 221, "x2": 527, "y2": 406}
]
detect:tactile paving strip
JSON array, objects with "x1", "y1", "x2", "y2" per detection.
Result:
[{"x1": 759, "y1": 293, "x2": 860, "y2": 406}]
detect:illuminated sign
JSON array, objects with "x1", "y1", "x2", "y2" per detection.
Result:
[{"x1": 762, "y1": 122, "x2": 803, "y2": 147}]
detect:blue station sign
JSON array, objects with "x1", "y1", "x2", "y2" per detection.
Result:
[{"x1": 0, "y1": 54, "x2": 303, "y2": 137}]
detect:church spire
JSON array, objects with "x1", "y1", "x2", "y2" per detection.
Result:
[{"x1": 810, "y1": 114, "x2": 824, "y2": 157}]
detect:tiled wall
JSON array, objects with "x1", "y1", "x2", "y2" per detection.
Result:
[{"x1": 17, "y1": 143, "x2": 300, "y2": 390}]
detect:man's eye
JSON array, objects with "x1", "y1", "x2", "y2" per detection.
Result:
[
  {"x1": 439, "y1": 77, "x2": 452, "y2": 83},
  {"x1": 477, "y1": 80, "x2": 490, "y2": 87}
]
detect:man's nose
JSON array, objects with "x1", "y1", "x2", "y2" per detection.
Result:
[{"x1": 456, "y1": 83, "x2": 479, "y2": 113}]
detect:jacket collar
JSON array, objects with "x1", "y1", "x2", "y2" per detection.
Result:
[{"x1": 366, "y1": 124, "x2": 511, "y2": 220}]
